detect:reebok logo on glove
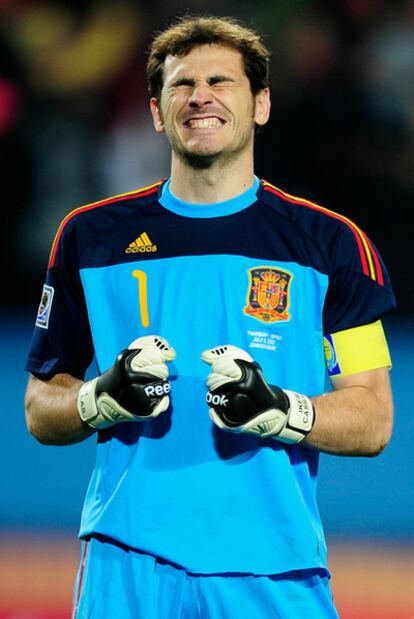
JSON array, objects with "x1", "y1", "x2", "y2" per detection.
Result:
[
  {"x1": 144, "y1": 382, "x2": 171, "y2": 397},
  {"x1": 206, "y1": 392, "x2": 229, "y2": 407}
]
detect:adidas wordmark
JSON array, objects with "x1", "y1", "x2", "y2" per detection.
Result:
[{"x1": 125, "y1": 232, "x2": 157, "y2": 253}]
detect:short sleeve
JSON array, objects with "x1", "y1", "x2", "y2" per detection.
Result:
[
  {"x1": 25, "y1": 217, "x2": 94, "y2": 379},
  {"x1": 323, "y1": 225, "x2": 396, "y2": 335}
]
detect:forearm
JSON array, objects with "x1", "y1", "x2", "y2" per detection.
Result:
[
  {"x1": 304, "y1": 371, "x2": 393, "y2": 456},
  {"x1": 25, "y1": 374, "x2": 95, "y2": 445}
]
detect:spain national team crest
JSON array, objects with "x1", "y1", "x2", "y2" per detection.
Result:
[{"x1": 244, "y1": 267, "x2": 293, "y2": 323}]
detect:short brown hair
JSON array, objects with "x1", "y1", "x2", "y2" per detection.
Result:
[{"x1": 147, "y1": 15, "x2": 270, "y2": 100}]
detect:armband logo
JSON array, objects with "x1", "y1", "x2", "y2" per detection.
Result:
[
  {"x1": 324, "y1": 334, "x2": 341, "y2": 377},
  {"x1": 36, "y1": 284, "x2": 55, "y2": 329},
  {"x1": 244, "y1": 267, "x2": 292, "y2": 324}
]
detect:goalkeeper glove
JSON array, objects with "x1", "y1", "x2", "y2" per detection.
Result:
[
  {"x1": 78, "y1": 335, "x2": 176, "y2": 430},
  {"x1": 201, "y1": 345, "x2": 315, "y2": 444}
]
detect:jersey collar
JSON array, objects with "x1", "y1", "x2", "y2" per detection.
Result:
[{"x1": 158, "y1": 177, "x2": 260, "y2": 218}]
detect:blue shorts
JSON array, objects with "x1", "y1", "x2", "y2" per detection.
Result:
[{"x1": 72, "y1": 537, "x2": 340, "y2": 619}]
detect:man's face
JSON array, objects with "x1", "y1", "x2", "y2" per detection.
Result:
[{"x1": 150, "y1": 44, "x2": 270, "y2": 167}]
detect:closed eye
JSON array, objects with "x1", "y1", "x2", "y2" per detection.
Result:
[
  {"x1": 170, "y1": 76, "x2": 237, "y2": 90},
  {"x1": 208, "y1": 75, "x2": 236, "y2": 87},
  {"x1": 170, "y1": 78, "x2": 195, "y2": 90}
]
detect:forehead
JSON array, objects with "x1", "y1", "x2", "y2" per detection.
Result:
[{"x1": 163, "y1": 44, "x2": 246, "y2": 83}]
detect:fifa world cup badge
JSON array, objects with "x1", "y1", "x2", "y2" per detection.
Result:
[
  {"x1": 36, "y1": 284, "x2": 55, "y2": 329},
  {"x1": 244, "y1": 267, "x2": 293, "y2": 324},
  {"x1": 323, "y1": 334, "x2": 342, "y2": 377}
]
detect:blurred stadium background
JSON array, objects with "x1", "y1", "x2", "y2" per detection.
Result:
[{"x1": 1, "y1": 0, "x2": 413, "y2": 617}]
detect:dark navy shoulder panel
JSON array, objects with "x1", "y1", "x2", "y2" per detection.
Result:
[
  {"x1": 259, "y1": 181, "x2": 379, "y2": 281},
  {"x1": 56, "y1": 180, "x2": 338, "y2": 273},
  {"x1": 258, "y1": 180, "x2": 396, "y2": 332},
  {"x1": 49, "y1": 181, "x2": 165, "y2": 270}
]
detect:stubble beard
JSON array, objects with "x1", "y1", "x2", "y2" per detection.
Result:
[
  {"x1": 176, "y1": 149, "x2": 218, "y2": 170},
  {"x1": 169, "y1": 123, "x2": 255, "y2": 171}
]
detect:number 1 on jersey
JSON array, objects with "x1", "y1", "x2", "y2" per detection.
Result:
[{"x1": 132, "y1": 270, "x2": 150, "y2": 328}]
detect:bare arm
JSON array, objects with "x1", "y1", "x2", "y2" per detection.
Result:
[
  {"x1": 304, "y1": 367, "x2": 393, "y2": 456},
  {"x1": 25, "y1": 373, "x2": 95, "y2": 445}
]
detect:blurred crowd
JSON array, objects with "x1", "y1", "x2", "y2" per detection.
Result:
[{"x1": 1, "y1": 0, "x2": 413, "y2": 314}]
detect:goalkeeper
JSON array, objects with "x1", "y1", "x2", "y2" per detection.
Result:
[{"x1": 24, "y1": 14, "x2": 395, "y2": 619}]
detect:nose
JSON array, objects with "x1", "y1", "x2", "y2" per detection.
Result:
[{"x1": 188, "y1": 81, "x2": 214, "y2": 107}]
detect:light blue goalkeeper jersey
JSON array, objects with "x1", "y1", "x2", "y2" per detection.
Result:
[{"x1": 26, "y1": 177, "x2": 395, "y2": 574}]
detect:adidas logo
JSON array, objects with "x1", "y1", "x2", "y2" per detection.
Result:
[{"x1": 125, "y1": 232, "x2": 157, "y2": 253}]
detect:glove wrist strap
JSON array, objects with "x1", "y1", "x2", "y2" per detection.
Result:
[
  {"x1": 276, "y1": 390, "x2": 315, "y2": 444},
  {"x1": 78, "y1": 379, "x2": 120, "y2": 430},
  {"x1": 78, "y1": 378, "x2": 155, "y2": 430}
]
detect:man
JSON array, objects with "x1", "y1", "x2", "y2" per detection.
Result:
[{"x1": 25, "y1": 15, "x2": 395, "y2": 619}]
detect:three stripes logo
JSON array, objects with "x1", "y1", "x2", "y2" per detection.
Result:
[{"x1": 125, "y1": 232, "x2": 157, "y2": 254}]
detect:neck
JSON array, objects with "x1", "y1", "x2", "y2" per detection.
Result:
[{"x1": 169, "y1": 148, "x2": 255, "y2": 204}]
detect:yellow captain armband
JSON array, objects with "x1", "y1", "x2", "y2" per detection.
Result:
[{"x1": 324, "y1": 320, "x2": 391, "y2": 379}]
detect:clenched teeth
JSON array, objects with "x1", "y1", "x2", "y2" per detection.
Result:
[{"x1": 187, "y1": 118, "x2": 222, "y2": 129}]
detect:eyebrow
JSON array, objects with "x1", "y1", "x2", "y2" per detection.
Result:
[{"x1": 170, "y1": 74, "x2": 237, "y2": 88}]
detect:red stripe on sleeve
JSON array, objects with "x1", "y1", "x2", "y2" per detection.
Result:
[{"x1": 366, "y1": 236, "x2": 384, "y2": 285}]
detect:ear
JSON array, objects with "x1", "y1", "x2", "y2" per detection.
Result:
[
  {"x1": 254, "y1": 88, "x2": 271, "y2": 127},
  {"x1": 150, "y1": 98, "x2": 165, "y2": 133}
]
